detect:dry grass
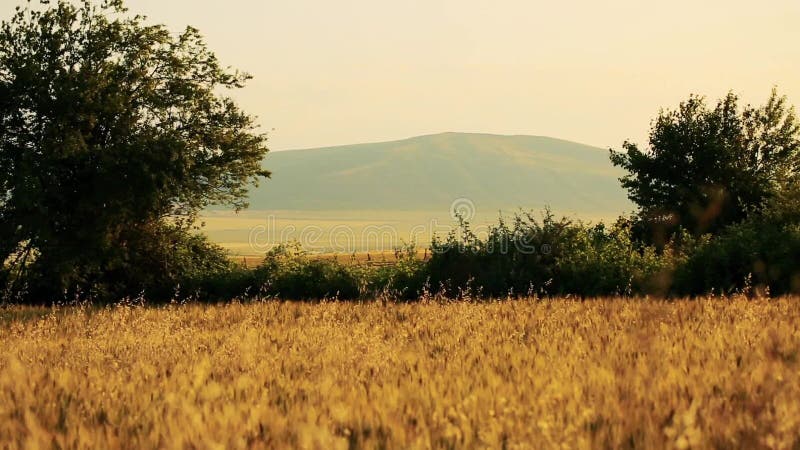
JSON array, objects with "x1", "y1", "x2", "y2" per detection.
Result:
[{"x1": 1, "y1": 297, "x2": 799, "y2": 449}]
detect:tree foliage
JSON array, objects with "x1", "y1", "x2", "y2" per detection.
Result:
[
  {"x1": 0, "y1": 0, "x2": 269, "y2": 301},
  {"x1": 610, "y1": 90, "x2": 800, "y2": 239}
]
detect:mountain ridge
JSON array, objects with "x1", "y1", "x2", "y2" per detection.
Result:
[
  {"x1": 241, "y1": 132, "x2": 632, "y2": 217},
  {"x1": 272, "y1": 132, "x2": 607, "y2": 154}
]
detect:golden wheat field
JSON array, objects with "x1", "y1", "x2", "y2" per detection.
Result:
[{"x1": 1, "y1": 297, "x2": 799, "y2": 449}]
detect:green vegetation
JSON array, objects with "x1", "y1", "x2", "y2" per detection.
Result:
[
  {"x1": 424, "y1": 212, "x2": 682, "y2": 298},
  {"x1": 166, "y1": 212, "x2": 777, "y2": 302},
  {"x1": 0, "y1": 1, "x2": 269, "y2": 302},
  {"x1": 675, "y1": 219, "x2": 800, "y2": 296},
  {"x1": 182, "y1": 89, "x2": 800, "y2": 302},
  {"x1": 610, "y1": 89, "x2": 800, "y2": 241},
  {"x1": 0, "y1": 1, "x2": 798, "y2": 304}
]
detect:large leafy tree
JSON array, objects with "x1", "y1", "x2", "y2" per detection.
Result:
[
  {"x1": 0, "y1": 0, "x2": 269, "y2": 301},
  {"x1": 610, "y1": 90, "x2": 800, "y2": 240}
]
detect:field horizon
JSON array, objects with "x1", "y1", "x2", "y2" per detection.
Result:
[{"x1": 201, "y1": 208, "x2": 624, "y2": 256}]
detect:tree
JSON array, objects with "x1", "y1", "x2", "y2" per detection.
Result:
[
  {"x1": 610, "y1": 90, "x2": 800, "y2": 241},
  {"x1": 0, "y1": 1, "x2": 269, "y2": 302}
]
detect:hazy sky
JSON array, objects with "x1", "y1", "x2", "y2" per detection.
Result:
[{"x1": 3, "y1": 0, "x2": 799, "y2": 151}]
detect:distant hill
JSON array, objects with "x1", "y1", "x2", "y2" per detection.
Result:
[{"x1": 244, "y1": 132, "x2": 631, "y2": 217}]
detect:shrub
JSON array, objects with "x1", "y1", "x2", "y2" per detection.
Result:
[
  {"x1": 182, "y1": 243, "x2": 427, "y2": 302},
  {"x1": 424, "y1": 211, "x2": 684, "y2": 298},
  {"x1": 425, "y1": 212, "x2": 565, "y2": 297},
  {"x1": 557, "y1": 223, "x2": 667, "y2": 296},
  {"x1": 251, "y1": 243, "x2": 361, "y2": 300},
  {"x1": 674, "y1": 219, "x2": 800, "y2": 296},
  {"x1": 17, "y1": 224, "x2": 235, "y2": 304},
  {"x1": 363, "y1": 244, "x2": 428, "y2": 300},
  {"x1": 183, "y1": 266, "x2": 259, "y2": 302}
]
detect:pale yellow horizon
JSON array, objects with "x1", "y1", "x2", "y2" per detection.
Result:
[{"x1": 2, "y1": 0, "x2": 798, "y2": 152}]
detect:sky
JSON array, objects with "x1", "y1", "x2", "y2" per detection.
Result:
[{"x1": 2, "y1": 0, "x2": 799, "y2": 151}]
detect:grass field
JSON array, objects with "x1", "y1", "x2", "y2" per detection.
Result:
[
  {"x1": 200, "y1": 209, "x2": 619, "y2": 256},
  {"x1": 200, "y1": 209, "x2": 457, "y2": 256},
  {"x1": 1, "y1": 297, "x2": 799, "y2": 449}
]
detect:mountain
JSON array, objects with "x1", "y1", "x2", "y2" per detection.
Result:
[{"x1": 244, "y1": 132, "x2": 632, "y2": 218}]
